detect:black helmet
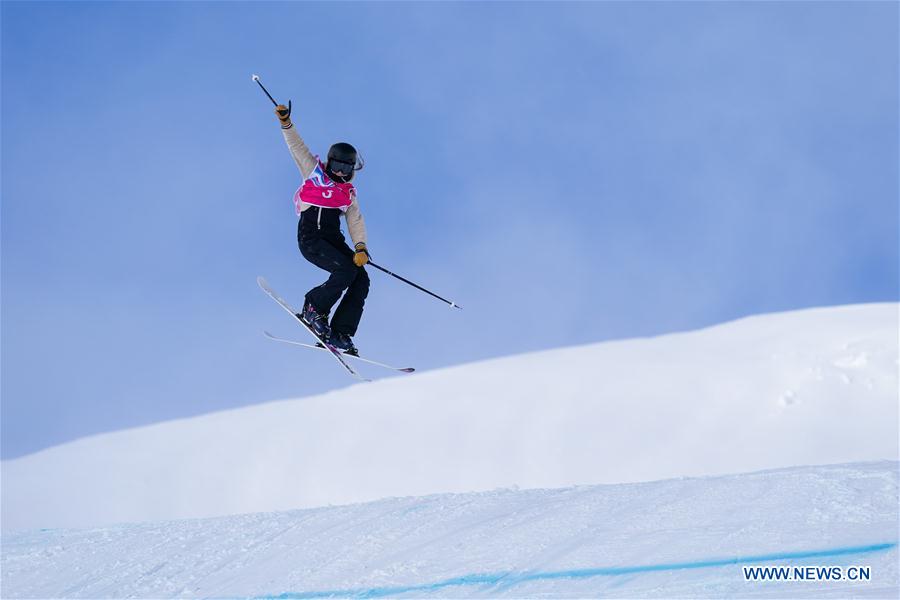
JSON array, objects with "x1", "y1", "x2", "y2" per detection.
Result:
[{"x1": 326, "y1": 142, "x2": 364, "y2": 182}]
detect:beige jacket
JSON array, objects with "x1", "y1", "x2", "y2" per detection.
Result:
[{"x1": 281, "y1": 124, "x2": 367, "y2": 246}]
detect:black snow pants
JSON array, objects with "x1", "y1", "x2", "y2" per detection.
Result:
[{"x1": 297, "y1": 208, "x2": 369, "y2": 337}]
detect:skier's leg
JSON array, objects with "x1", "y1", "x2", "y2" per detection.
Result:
[
  {"x1": 331, "y1": 266, "x2": 369, "y2": 336},
  {"x1": 300, "y1": 240, "x2": 357, "y2": 315}
]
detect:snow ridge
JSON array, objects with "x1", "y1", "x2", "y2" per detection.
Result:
[
  {"x1": 2, "y1": 303, "x2": 897, "y2": 532},
  {"x1": 2, "y1": 461, "x2": 897, "y2": 598}
]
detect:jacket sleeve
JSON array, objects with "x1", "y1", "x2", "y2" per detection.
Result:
[
  {"x1": 345, "y1": 194, "x2": 368, "y2": 247},
  {"x1": 281, "y1": 124, "x2": 318, "y2": 180}
]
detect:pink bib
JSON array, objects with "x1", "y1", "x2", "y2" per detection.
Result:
[{"x1": 293, "y1": 160, "x2": 355, "y2": 215}]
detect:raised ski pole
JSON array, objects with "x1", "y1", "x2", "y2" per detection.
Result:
[
  {"x1": 252, "y1": 74, "x2": 291, "y2": 113},
  {"x1": 367, "y1": 261, "x2": 462, "y2": 310}
]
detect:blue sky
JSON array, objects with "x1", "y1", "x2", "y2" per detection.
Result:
[{"x1": 2, "y1": 1, "x2": 897, "y2": 459}]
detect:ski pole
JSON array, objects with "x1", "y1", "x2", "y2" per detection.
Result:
[
  {"x1": 251, "y1": 74, "x2": 279, "y2": 106},
  {"x1": 252, "y1": 74, "x2": 292, "y2": 119},
  {"x1": 253, "y1": 74, "x2": 291, "y2": 123},
  {"x1": 367, "y1": 261, "x2": 462, "y2": 310}
]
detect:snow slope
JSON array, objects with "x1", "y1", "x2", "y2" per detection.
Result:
[
  {"x1": 2, "y1": 461, "x2": 897, "y2": 599},
  {"x1": 2, "y1": 303, "x2": 897, "y2": 532}
]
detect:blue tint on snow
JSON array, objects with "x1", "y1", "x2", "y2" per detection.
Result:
[{"x1": 263, "y1": 542, "x2": 897, "y2": 598}]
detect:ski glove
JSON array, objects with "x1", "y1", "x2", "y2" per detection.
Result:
[
  {"x1": 353, "y1": 242, "x2": 370, "y2": 267},
  {"x1": 274, "y1": 103, "x2": 292, "y2": 128}
]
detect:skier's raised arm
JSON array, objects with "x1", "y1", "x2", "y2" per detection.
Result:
[{"x1": 275, "y1": 104, "x2": 317, "y2": 179}]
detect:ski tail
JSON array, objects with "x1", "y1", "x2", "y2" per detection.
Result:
[{"x1": 262, "y1": 330, "x2": 415, "y2": 373}]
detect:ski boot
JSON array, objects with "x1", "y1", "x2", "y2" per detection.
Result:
[
  {"x1": 328, "y1": 331, "x2": 358, "y2": 356},
  {"x1": 298, "y1": 301, "x2": 331, "y2": 340}
]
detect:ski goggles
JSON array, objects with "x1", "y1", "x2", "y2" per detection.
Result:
[
  {"x1": 328, "y1": 154, "x2": 365, "y2": 174},
  {"x1": 328, "y1": 159, "x2": 356, "y2": 176}
]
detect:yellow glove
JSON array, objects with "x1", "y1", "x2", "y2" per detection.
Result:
[
  {"x1": 353, "y1": 242, "x2": 369, "y2": 267},
  {"x1": 274, "y1": 103, "x2": 292, "y2": 128}
]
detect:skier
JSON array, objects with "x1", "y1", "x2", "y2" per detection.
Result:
[{"x1": 273, "y1": 103, "x2": 369, "y2": 356}]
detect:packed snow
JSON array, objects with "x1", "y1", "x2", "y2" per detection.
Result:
[
  {"x1": 2, "y1": 461, "x2": 897, "y2": 598},
  {"x1": 2, "y1": 304, "x2": 897, "y2": 533}
]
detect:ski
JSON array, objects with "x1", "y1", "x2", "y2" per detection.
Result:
[
  {"x1": 257, "y1": 276, "x2": 370, "y2": 382},
  {"x1": 262, "y1": 330, "x2": 416, "y2": 373}
]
